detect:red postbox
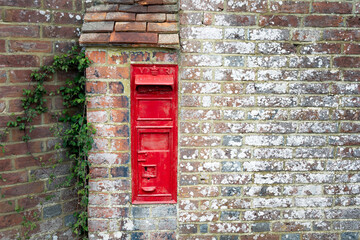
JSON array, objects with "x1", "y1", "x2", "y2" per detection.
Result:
[{"x1": 131, "y1": 64, "x2": 178, "y2": 204}]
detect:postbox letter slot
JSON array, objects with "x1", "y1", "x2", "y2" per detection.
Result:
[{"x1": 135, "y1": 75, "x2": 174, "y2": 87}]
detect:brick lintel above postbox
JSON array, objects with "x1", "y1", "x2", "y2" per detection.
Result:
[{"x1": 79, "y1": 0, "x2": 179, "y2": 48}]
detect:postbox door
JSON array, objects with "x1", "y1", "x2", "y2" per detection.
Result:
[
  {"x1": 137, "y1": 128, "x2": 172, "y2": 195},
  {"x1": 131, "y1": 64, "x2": 177, "y2": 204}
]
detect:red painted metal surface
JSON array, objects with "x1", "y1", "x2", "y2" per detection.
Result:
[{"x1": 131, "y1": 64, "x2": 178, "y2": 204}]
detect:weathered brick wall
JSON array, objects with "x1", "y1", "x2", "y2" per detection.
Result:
[
  {"x1": 86, "y1": 48, "x2": 179, "y2": 240},
  {"x1": 0, "y1": 1, "x2": 84, "y2": 239},
  {"x1": 178, "y1": 0, "x2": 360, "y2": 240}
]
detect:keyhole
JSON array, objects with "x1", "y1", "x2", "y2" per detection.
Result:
[{"x1": 145, "y1": 167, "x2": 148, "y2": 171}]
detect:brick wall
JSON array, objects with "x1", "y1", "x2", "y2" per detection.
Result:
[
  {"x1": 0, "y1": 1, "x2": 84, "y2": 239},
  {"x1": 85, "y1": 0, "x2": 360, "y2": 240},
  {"x1": 86, "y1": 48, "x2": 179, "y2": 239},
  {"x1": 178, "y1": 0, "x2": 360, "y2": 239}
]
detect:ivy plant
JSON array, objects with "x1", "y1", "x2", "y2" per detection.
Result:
[{"x1": 0, "y1": 46, "x2": 93, "y2": 239}]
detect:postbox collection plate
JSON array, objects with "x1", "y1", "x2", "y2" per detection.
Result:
[{"x1": 131, "y1": 64, "x2": 178, "y2": 204}]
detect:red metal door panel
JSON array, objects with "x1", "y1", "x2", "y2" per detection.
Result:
[{"x1": 131, "y1": 64, "x2": 178, "y2": 204}]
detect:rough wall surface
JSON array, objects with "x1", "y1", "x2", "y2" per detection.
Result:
[
  {"x1": 85, "y1": 0, "x2": 360, "y2": 240},
  {"x1": 178, "y1": 0, "x2": 360, "y2": 239},
  {"x1": 0, "y1": 0, "x2": 84, "y2": 239},
  {"x1": 86, "y1": 48, "x2": 179, "y2": 239}
]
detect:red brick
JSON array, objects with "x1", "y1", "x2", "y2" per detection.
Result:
[
  {"x1": 11, "y1": 126, "x2": 52, "y2": 141},
  {"x1": 180, "y1": 13, "x2": 203, "y2": 25},
  {"x1": 87, "y1": 110, "x2": 108, "y2": 123},
  {"x1": 108, "y1": 52, "x2": 129, "y2": 64},
  {"x1": 9, "y1": 40, "x2": 52, "y2": 53},
  {"x1": 347, "y1": 17, "x2": 360, "y2": 28},
  {"x1": 79, "y1": 33, "x2": 110, "y2": 44},
  {"x1": 54, "y1": 41, "x2": 76, "y2": 53},
  {"x1": 0, "y1": 24, "x2": 40, "y2": 38},
  {"x1": 109, "y1": 82, "x2": 124, "y2": 94},
  {"x1": 110, "y1": 109, "x2": 129, "y2": 122},
  {"x1": 344, "y1": 71, "x2": 360, "y2": 82},
  {"x1": 166, "y1": 14, "x2": 178, "y2": 24},
  {"x1": 18, "y1": 192, "x2": 60, "y2": 209},
  {"x1": 203, "y1": 13, "x2": 212, "y2": 25},
  {"x1": 9, "y1": 68, "x2": 43, "y2": 83},
  {"x1": 227, "y1": 0, "x2": 267, "y2": 13},
  {"x1": 273, "y1": 222, "x2": 311, "y2": 231},
  {"x1": 0, "y1": 100, "x2": 5, "y2": 113},
  {"x1": 0, "y1": 141, "x2": 43, "y2": 158},
  {"x1": 4, "y1": 9, "x2": 50, "y2": 23},
  {"x1": 0, "y1": 85, "x2": 29, "y2": 98},
  {"x1": 180, "y1": 0, "x2": 223, "y2": 11},
  {"x1": 111, "y1": 193, "x2": 130, "y2": 205},
  {"x1": 334, "y1": 57, "x2": 360, "y2": 68},
  {"x1": 303, "y1": 233, "x2": 339, "y2": 240},
  {"x1": 87, "y1": 4, "x2": 118, "y2": 12},
  {"x1": 88, "y1": 219, "x2": 108, "y2": 232},
  {"x1": 86, "y1": 66, "x2": 129, "y2": 79},
  {"x1": 153, "y1": 51, "x2": 178, "y2": 62},
  {"x1": 1, "y1": 182, "x2": 44, "y2": 198},
  {"x1": 106, "y1": 12, "x2": 135, "y2": 21},
  {"x1": 88, "y1": 207, "x2": 128, "y2": 218},
  {"x1": 89, "y1": 167, "x2": 109, "y2": 179},
  {"x1": 110, "y1": 32, "x2": 158, "y2": 44},
  {"x1": 148, "y1": 22, "x2": 178, "y2": 32},
  {"x1": 87, "y1": 96, "x2": 129, "y2": 109},
  {"x1": 241, "y1": 235, "x2": 278, "y2": 240},
  {"x1": 0, "y1": 55, "x2": 40, "y2": 67},
  {"x1": 259, "y1": 15, "x2": 299, "y2": 27},
  {"x1": 340, "y1": 123, "x2": 360, "y2": 133},
  {"x1": 0, "y1": 200, "x2": 15, "y2": 213},
  {"x1": 148, "y1": 5, "x2": 178, "y2": 13},
  {"x1": 45, "y1": 0, "x2": 73, "y2": 10},
  {"x1": 86, "y1": 81, "x2": 107, "y2": 94},
  {"x1": 150, "y1": 232, "x2": 176, "y2": 240},
  {"x1": 136, "y1": 13, "x2": 166, "y2": 22},
  {"x1": 86, "y1": 51, "x2": 107, "y2": 64},
  {"x1": 0, "y1": 0, "x2": 40, "y2": 7},
  {"x1": 0, "y1": 70, "x2": 6, "y2": 83},
  {"x1": 300, "y1": 43, "x2": 341, "y2": 54},
  {"x1": 137, "y1": 0, "x2": 164, "y2": 5},
  {"x1": 110, "y1": 139, "x2": 130, "y2": 151},
  {"x1": 180, "y1": 135, "x2": 221, "y2": 147},
  {"x1": 209, "y1": 223, "x2": 249, "y2": 233},
  {"x1": 0, "y1": 40, "x2": 5, "y2": 52},
  {"x1": 214, "y1": 15, "x2": 256, "y2": 26},
  {"x1": 88, "y1": 152, "x2": 129, "y2": 165},
  {"x1": 270, "y1": 1, "x2": 309, "y2": 13},
  {"x1": 180, "y1": 186, "x2": 219, "y2": 198},
  {"x1": 54, "y1": 12, "x2": 83, "y2": 24},
  {"x1": 130, "y1": 51, "x2": 150, "y2": 61},
  {"x1": 0, "y1": 213, "x2": 23, "y2": 228},
  {"x1": 304, "y1": 15, "x2": 343, "y2": 27},
  {"x1": 118, "y1": 5, "x2": 147, "y2": 13},
  {"x1": 345, "y1": 44, "x2": 360, "y2": 54},
  {"x1": 95, "y1": 125, "x2": 129, "y2": 137},
  {"x1": 115, "y1": 22, "x2": 146, "y2": 32},
  {"x1": 0, "y1": 159, "x2": 12, "y2": 171},
  {"x1": 324, "y1": 30, "x2": 360, "y2": 41},
  {"x1": 0, "y1": 171, "x2": 28, "y2": 186},
  {"x1": 84, "y1": 13, "x2": 107, "y2": 22},
  {"x1": 312, "y1": 2, "x2": 352, "y2": 14},
  {"x1": 43, "y1": 26, "x2": 80, "y2": 39}
]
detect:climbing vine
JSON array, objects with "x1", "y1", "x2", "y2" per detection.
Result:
[{"x1": 0, "y1": 46, "x2": 93, "y2": 239}]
